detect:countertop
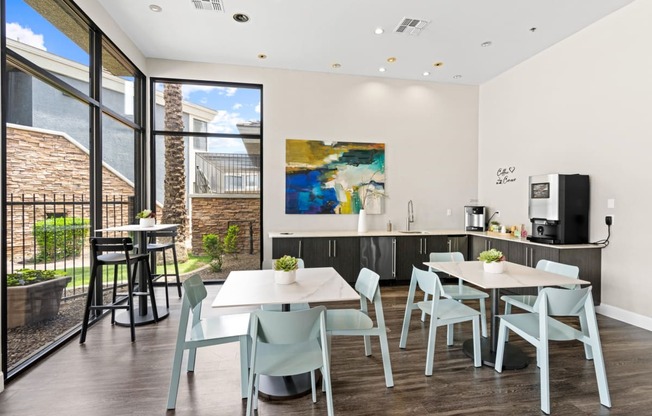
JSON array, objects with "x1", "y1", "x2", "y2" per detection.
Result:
[{"x1": 268, "y1": 229, "x2": 604, "y2": 250}]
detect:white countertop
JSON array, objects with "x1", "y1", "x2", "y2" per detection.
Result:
[{"x1": 268, "y1": 229, "x2": 603, "y2": 250}]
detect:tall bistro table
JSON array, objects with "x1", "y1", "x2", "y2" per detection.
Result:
[
  {"x1": 95, "y1": 223, "x2": 178, "y2": 325},
  {"x1": 212, "y1": 267, "x2": 360, "y2": 398},
  {"x1": 424, "y1": 260, "x2": 590, "y2": 370}
]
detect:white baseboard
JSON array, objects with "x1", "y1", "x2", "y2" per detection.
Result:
[{"x1": 596, "y1": 303, "x2": 652, "y2": 332}]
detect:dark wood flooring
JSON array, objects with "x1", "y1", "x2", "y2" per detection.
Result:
[{"x1": 1, "y1": 284, "x2": 651, "y2": 415}]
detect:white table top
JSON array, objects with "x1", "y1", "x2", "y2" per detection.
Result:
[
  {"x1": 212, "y1": 267, "x2": 360, "y2": 308},
  {"x1": 424, "y1": 261, "x2": 590, "y2": 290},
  {"x1": 96, "y1": 223, "x2": 178, "y2": 232}
]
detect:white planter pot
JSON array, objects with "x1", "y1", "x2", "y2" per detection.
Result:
[
  {"x1": 274, "y1": 270, "x2": 297, "y2": 285},
  {"x1": 139, "y1": 217, "x2": 155, "y2": 227},
  {"x1": 483, "y1": 261, "x2": 505, "y2": 274},
  {"x1": 357, "y1": 209, "x2": 368, "y2": 233}
]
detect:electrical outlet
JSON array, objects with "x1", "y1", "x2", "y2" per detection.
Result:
[
  {"x1": 605, "y1": 215, "x2": 613, "y2": 226},
  {"x1": 446, "y1": 209, "x2": 452, "y2": 216}
]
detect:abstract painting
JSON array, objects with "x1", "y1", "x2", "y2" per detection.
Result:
[{"x1": 285, "y1": 139, "x2": 386, "y2": 214}]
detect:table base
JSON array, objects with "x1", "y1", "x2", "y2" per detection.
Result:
[
  {"x1": 114, "y1": 305, "x2": 169, "y2": 326},
  {"x1": 258, "y1": 373, "x2": 315, "y2": 400},
  {"x1": 463, "y1": 338, "x2": 529, "y2": 370}
]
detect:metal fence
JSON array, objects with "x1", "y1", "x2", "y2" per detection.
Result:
[
  {"x1": 194, "y1": 153, "x2": 261, "y2": 194},
  {"x1": 6, "y1": 193, "x2": 134, "y2": 299}
]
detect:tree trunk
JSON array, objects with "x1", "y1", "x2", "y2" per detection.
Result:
[{"x1": 162, "y1": 84, "x2": 188, "y2": 259}]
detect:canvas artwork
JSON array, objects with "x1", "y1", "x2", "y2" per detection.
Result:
[{"x1": 285, "y1": 139, "x2": 386, "y2": 214}]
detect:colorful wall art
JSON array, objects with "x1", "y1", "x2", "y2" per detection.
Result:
[{"x1": 285, "y1": 139, "x2": 386, "y2": 214}]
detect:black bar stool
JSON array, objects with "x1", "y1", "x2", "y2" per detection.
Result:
[
  {"x1": 147, "y1": 230, "x2": 182, "y2": 308},
  {"x1": 80, "y1": 237, "x2": 159, "y2": 343}
]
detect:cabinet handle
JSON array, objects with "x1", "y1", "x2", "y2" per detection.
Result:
[
  {"x1": 299, "y1": 240, "x2": 302, "y2": 258},
  {"x1": 424, "y1": 238, "x2": 427, "y2": 254},
  {"x1": 419, "y1": 238, "x2": 423, "y2": 255},
  {"x1": 392, "y1": 238, "x2": 397, "y2": 277},
  {"x1": 530, "y1": 247, "x2": 533, "y2": 267},
  {"x1": 328, "y1": 240, "x2": 332, "y2": 257},
  {"x1": 447, "y1": 239, "x2": 452, "y2": 252},
  {"x1": 333, "y1": 240, "x2": 337, "y2": 257}
]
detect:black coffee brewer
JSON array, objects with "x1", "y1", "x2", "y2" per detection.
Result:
[{"x1": 527, "y1": 174, "x2": 589, "y2": 244}]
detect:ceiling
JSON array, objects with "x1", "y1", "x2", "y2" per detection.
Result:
[{"x1": 96, "y1": 0, "x2": 635, "y2": 85}]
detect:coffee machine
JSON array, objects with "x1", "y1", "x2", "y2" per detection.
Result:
[
  {"x1": 527, "y1": 174, "x2": 589, "y2": 244},
  {"x1": 464, "y1": 206, "x2": 486, "y2": 231}
]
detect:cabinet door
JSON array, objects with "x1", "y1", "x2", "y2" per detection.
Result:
[
  {"x1": 300, "y1": 238, "x2": 331, "y2": 268},
  {"x1": 272, "y1": 238, "x2": 302, "y2": 259},
  {"x1": 507, "y1": 241, "x2": 527, "y2": 266},
  {"x1": 530, "y1": 245, "x2": 560, "y2": 267},
  {"x1": 470, "y1": 236, "x2": 489, "y2": 260},
  {"x1": 486, "y1": 238, "x2": 510, "y2": 256},
  {"x1": 559, "y1": 248, "x2": 601, "y2": 305},
  {"x1": 446, "y1": 235, "x2": 469, "y2": 259},
  {"x1": 330, "y1": 237, "x2": 361, "y2": 283},
  {"x1": 395, "y1": 236, "x2": 424, "y2": 281},
  {"x1": 360, "y1": 237, "x2": 395, "y2": 280}
]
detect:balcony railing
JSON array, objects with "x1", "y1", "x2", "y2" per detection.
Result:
[{"x1": 194, "y1": 153, "x2": 260, "y2": 194}]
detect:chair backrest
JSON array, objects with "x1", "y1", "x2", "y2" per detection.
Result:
[
  {"x1": 355, "y1": 268, "x2": 380, "y2": 303},
  {"x1": 182, "y1": 274, "x2": 208, "y2": 311},
  {"x1": 412, "y1": 266, "x2": 442, "y2": 298},
  {"x1": 534, "y1": 286, "x2": 592, "y2": 317},
  {"x1": 535, "y1": 259, "x2": 580, "y2": 289},
  {"x1": 429, "y1": 251, "x2": 464, "y2": 265},
  {"x1": 148, "y1": 229, "x2": 177, "y2": 241},
  {"x1": 252, "y1": 306, "x2": 326, "y2": 345},
  {"x1": 261, "y1": 258, "x2": 305, "y2": 270},
  {"x1": 90, "y1": 237, "x2": 134, "y2": 255}
]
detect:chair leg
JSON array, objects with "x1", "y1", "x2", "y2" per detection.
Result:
[
  {"x1": 579, "y1": 311, "x2": 593, "y2": 360},
  {"x1": 143, "y1": 261, "x2": 159, "y2": 322},
  {"x1": 246, "y1": 372, "x2": 256, "y2": 416},
  {"x1": 166, "y1": 345, "x2": 185, "y2": 409},
  {"x1": 162, "y1": 250, "x2": 170, "y2": 308},
  {"x1": 479, "y1": 298, "x2": 488, "y2": 338},
  {"x1": 472, "y1": 316, "x2": 481, "y2": 367},
  {"x1": 126, "y1": 263, "x2": 136, "y2": 343},
  {"x1": 238, "y1": 335, "x2": 249, "y2": 399},
  {"x1": 111, "y1": 265, "x2": 119, "y2": 324},
  {"x1": 425, "y1": 312, "x2": 438, "y2": 376},
  {"x1": 421, "y1": 292, "x2": 429, "y2": 322},
  {"x1": 80, "y1": 265, "x2": 99, "y2": 344},
  {"x1": 586, "y1": 312, "x2": 612, "y2": 408},
  {"x1": 378, "y1": 329, "x2": 394, "y2": 387},
  {"x1": 311, "y1": 370, "x2": 317, "y2": 403},
  {"x1": 171, "y1": 244, "x2": 182, "y2": 298},
  {"x1": 446, "y1": 324, "x2": 454, "y2": 346},
  {"x1": 322, "y1": 364, "x2": 334, "y2": 416},
  {"x1": 539, "y1": 341, "x2": 550, "y2": 415},
  {"x1": 363, "y1": 334, "x2": 372, "y2": 356},
  {"x1": 504, "y1": 302, "x2": 512, "y2": 342},
  {"x1": 494, "y1": 320, "x2": 508, "y2": 373},
  {"x1": 399, "y1": 277, "x2": 418, "y2": 349}
]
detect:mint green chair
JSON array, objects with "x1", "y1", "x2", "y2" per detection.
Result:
[
  {"x1": 246, "y1": 306, "x2": 333, "y2": 416},
  {"x1": 399, "y1": 266, "x2": 481, "y2": 376},
  {"x1": 495, "y1": 287, "x2": 610, "y2": 414},
  {"x1": 326, "y1": 268, "x2": 394, "y2": 387},
  {"x1": 261, "y1": 258, "x2": 309, "y2": 311},
  {"x1": 426, "y1": 252, "x2": 489, "y2": 340},
  {"x1": 167, "y1": 275, "x2": 250, "y2": 410}
]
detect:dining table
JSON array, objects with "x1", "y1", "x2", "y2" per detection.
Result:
[
  {"x1": 423, "y1": 260, "x2": 590, "y2": 369},
  {"x1": 212, "y1": 266, "x2": 360, "y2": 398},
  {"x1": 95, "y1": 223, "x2": 178, "y2": 325}
]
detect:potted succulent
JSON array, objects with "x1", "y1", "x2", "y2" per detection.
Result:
[
  {"x1": 6, "y1": 269, "x2": 72, "y2": 328},
  {"x1": 478, "y1": 248, "x2": 505, "y2": 274},
  {"x1": 136, "y1": 209, "x2": 156, "y2": 227},
  {"x1": 273, "y1": 255, "x2": 299, "y2": 284}
]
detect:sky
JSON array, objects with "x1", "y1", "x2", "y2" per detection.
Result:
[{"x1": 5, "y1": 0, "x2": 261, "y2": 153}]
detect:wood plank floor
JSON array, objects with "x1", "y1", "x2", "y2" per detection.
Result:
[{"x1": 1, "y1": 284, "x2": 651, "y2": 415}]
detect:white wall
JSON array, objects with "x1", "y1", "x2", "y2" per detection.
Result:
[
  {"x1": 478, "y1": 0, "x2": 652, "y2": 324},
  {"x1": 147, "y1": 60, "x2": 480, "y2": 259}
]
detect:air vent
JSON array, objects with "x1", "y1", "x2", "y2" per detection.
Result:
[
  {"x1": 192, "y1": 0, "x2": 225, "y2": 12},
  {"x1": 394, "y1": 17, "x2": 429, "y2": 35}
]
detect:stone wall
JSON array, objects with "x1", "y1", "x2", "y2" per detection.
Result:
[{"x1": 190, "y1": 196, "x2": 261, "y2": 255}]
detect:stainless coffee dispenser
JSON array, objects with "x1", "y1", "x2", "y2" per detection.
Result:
[
  {"x1": 464, "y1": 206, "x2": 486, "y2": 231},
  {"x1": 527, "y1": 174, "x2": 589, "y2": 244}
]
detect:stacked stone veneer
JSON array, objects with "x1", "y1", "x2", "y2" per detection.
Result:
[
  {"x1": 190, "y1": 196, "x2": 261, "y2": 255},
  {"x1": 6, "y1": 126, "x2": 134, "y2": 262}
]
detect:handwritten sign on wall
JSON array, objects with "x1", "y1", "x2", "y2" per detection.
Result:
[{"x1": 496, "y1": 166, "x2": 516, "y2": 185}]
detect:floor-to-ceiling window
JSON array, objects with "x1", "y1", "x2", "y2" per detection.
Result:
[
  {"x1": 150, "y1": 79, "x2": 262, "y2": 276},
  {"x1": 1, "y1": 0, "x2": 145, "y2": 379}
]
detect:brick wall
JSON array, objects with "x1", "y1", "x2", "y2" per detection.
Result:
[{"x1": 191, "y1": 196, "x2": 261, "y2": 255}]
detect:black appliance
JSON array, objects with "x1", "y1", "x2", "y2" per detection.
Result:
[{"x1": 527, "y1": 174, "x2": 589, "y2": 244}]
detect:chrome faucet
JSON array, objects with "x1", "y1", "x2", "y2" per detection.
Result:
[{"x1": 407, "y1": 200, "x2": 414, "y2": 231}]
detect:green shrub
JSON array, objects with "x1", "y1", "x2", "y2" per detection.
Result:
[
  {"x1": 202, "y1": 233, "x2": 223, "y2": 272},
  {"x1": 7, "y1": 269, "x2": 67, "y2": 287},
  {"x1": 223, "y1": 225, "x2": 240, "y2": 258},
  {"x1": 33, "y1": 217, "x2": 90, "y2": 262}
]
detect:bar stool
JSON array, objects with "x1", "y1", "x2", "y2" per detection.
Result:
[
  {"x1": 80, "y1": 237, "x2": 159, "y2": 343},
  {"x1": 146, "y1": 230, "x2": 182, "y2": 308}
]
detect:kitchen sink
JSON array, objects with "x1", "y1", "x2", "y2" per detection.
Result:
[{"x1": 397, "y1": 230, "x2": 429, "y2": 234}]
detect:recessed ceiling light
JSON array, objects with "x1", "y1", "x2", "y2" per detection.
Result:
[
  {"x1": 386, "y1": 57, "x2": 396, "y2": 63},
  {"x1": 481, "y1": 41, "x2": 492, "y2": 47},
  {"x1": 433, "y1": 62, "x2": 444, "y2": 67},
  {"x1": 453, "y1": 75, "x2": 462, "y2": 79},
  {"x1": 332, "y1": 63, "x2": 341, "y2": 69},
  {"x1": 149, "y1": 4, "x2": 162, "y2": 12},
  {"x1": 233, "y1": 13, "x2": 250, "y2": 23},
  {"x1": 374, "y1": 27, "x2": 384, "y2": 35},
  {"x1": 422, "y1": 71, "x2": 430, "y2": 76},
  {"x1": 257, "y1": 54, "x2": 267, "y2": 59},
  {"x1": 379, "y1": 67, "x2": 386, "y2": 72}
]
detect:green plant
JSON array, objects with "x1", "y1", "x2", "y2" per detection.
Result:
[
  {"x1": 223, "y1": 225, "x2": 240, "y2": 258},
  {"x1": 202, "y1": 233, "x2": 223, "y2": 272},
  {"x1": 477, "y1": 249, "x2": 505, "y2": 263},
  {"x1": 135, "y1": 209, "x2": 155, "y2": 219},
  {"x1": 6, "y1": 269, "x2": 67, "y2": 287},
  {"x1": 273, "y1": 255, "x2": 299, "y2": 272},
  {"x1": 33, "y1": 217, "x2": 90, "y2": 262}
]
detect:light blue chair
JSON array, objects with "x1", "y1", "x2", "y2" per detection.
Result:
[
  {"x1": 426, "y1": 252, "x2": 489, "y2": 339},
  {"x1": 495, "y1": 287, "x2": 610, "y2": 414},
  {"x1": 167, "y1": 275, "x2": 250, "y2": 410},
  {"x1": 261, "y1": 258, "x2": 309, "y2": 311},
  {"x1": 326, "y1": 268, "x2": 394, "y2": 387},
  {"x1": 246, "y1": 306, "x2": 333, "y2": 416},
  {"x1": 501, "y1": 259, "x2": 580, "y2": 315},
  {"x1": 399, "y1": 266, "x2": 481, "y2": 376}
]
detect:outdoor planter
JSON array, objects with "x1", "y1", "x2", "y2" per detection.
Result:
[{"x1": 7, "y1": 275, "x2": 72, "y2": 329}]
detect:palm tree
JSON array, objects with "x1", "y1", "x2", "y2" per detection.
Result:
[{"x1": 162, "y1": 83, "x2": 188, "y2": 258}]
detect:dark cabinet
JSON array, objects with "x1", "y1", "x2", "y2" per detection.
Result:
[
  {"x1": 301, "y1": 237, "x2": 360, "y2": 283},
  {"x1": 470, "y1": 236, "x2": 509, "y2": 260},
  {"x1": 446, "y1": 235, "x2": 469, "y2": 258},
  {"x1": 272, "y1": 238, "x2": 302, "y2": 259},
  {"x1": 395, "y1": 235, "x2": 448, "y2": 281},
  {"x1": 360, "y1": 237, "x2": 395, "y2": 280}
]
